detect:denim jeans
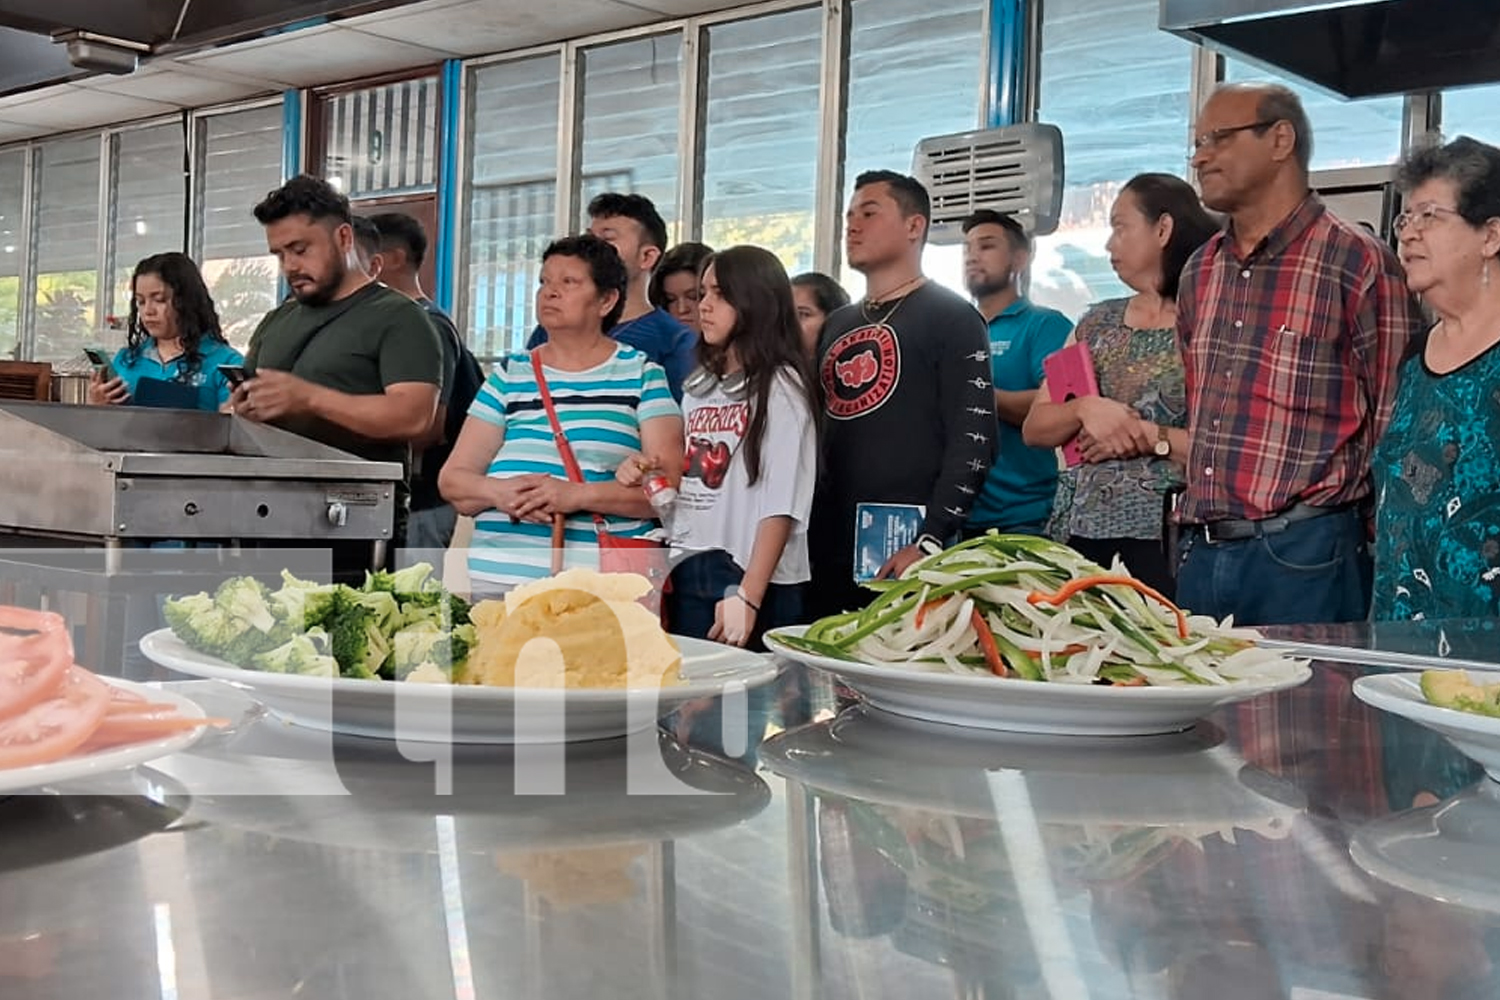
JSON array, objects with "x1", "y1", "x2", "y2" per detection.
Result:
[
  {"x1": 665, "y1": 549, "x2": 806, "y2": 652},
  {"x1": 1175, "y1": 508, "x2": 1371, "y2": 626}
]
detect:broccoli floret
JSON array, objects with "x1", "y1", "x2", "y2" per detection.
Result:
[
  {"x1": 363, "y1": 562, "x2": 440, "y2": 595},
  {"x1": 327, "y1": 604, "x2": 391, "y2": 680},
  {"x1": 251, "y1": 628, "x2": 337, "y2": 676},
  {"x1": 213, "y1": 577, "x2": 276, "y2": 634},
  {"x1": 390, "y1": 622, "x2": 449, "y2": 680},
  {"x1": 450, "y1": 622, "x2": 476, "y2": 670},
  {"x1": 352, "y1": 590, "x2": 401, "y2": 634},
  {"x1": 448, "y1": 593, "x2": 472, "y2": 628},
  {"x1": 163, "y1": 592, "x2": 216, "y2": 639},
  {"x1": 269, "y1": 578, "x2": 348, "y2": 631}
]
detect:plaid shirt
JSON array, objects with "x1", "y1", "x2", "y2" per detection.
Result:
[{"x1": 1177, "y1": 194, "x2": 1422, "y2": 523}]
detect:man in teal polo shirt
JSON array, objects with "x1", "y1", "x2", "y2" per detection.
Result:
[{"x1": 960, "y1": 209, "x2": 1072, "y2": 537}]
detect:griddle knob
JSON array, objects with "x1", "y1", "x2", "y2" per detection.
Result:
[
  {"x1": 183, "y1": 502, "x2": 199, "y2": 516},
  {"x1": 327, "y1": 501, "x2": 348, "y2": 527}
]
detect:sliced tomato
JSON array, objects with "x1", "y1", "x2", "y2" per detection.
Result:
[
  {"x1": 0, "y1": 666, "x2": 112, "y2": 769},
  {"x1": 0, "y1": 631, "x2": 71, "y2": 722},
  {"x1": 85, "y1": 712, "x2": 213, "y2": 749}
]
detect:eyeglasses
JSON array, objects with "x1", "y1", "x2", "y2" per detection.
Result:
[
  {"x1": 1393, "y1": 203, "x2": 1462, "y2": 235},
  {"x1": 1188, "y1": 119, "x2": 1280, "y2": 158}
]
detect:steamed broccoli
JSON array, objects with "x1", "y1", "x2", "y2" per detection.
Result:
[
  {"x1": 363, "y1": 562, "x2": 440, "y2": 595},
  {"x1": 352, "y1": 590, "x2": 401, "y2": 634},
  {"x1": 252, "y1": 628, "x2": 338, "y2": 676},
  {"x1": 163, "y1": 592, "x2": 216, "y2": 638},
  {"x1": 269, "y1": 577, "x2": 350, "y2": 632},
  {"x1": 390, "y1": 621, "x2": 448, "y2": 680},
  {"x1": 327, "y1": 603, "x2": 391, "y2": 679},
  {"x1": 213, "y1": 577, "x2": 276, "y2": 634}
]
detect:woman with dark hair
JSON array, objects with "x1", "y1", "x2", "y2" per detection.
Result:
[
  {"x1": 440, "y1": 233, "x2": 685, "y2": 591},
  {"x1": 790, "y1": 271, "x2": 851, "y2": 356},
  {"x1": 649, "y1": 241, "x2": 714, "y2": 334},
  {"x1": 1374, "y1": 136, "x2": 1500, "y2": 620},
  {"x1": 1023, "y1": 173, "x2": 1218, "y2": 594},
  {"x1": 88, "y1": 252, "x2": 243, "y2": 411},
  {"x1": 620, "y1": 244, "x2": 819, "y2": 649}
]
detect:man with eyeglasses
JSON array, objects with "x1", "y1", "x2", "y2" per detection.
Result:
[{"x1": 1172, "y1": 83, "x2": 1423, "y2": 626}]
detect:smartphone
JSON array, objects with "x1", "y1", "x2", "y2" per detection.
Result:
[
  {"x1": 83, "y1": 347, "x2": 117, "y2": 382},
  {"x1": 218, "y1": 365, "x2": 248, "y2": 387}
]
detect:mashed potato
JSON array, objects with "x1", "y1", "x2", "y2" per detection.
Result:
[{"x1": 467, "y1": 569, "x2": 682, "y2": 689}]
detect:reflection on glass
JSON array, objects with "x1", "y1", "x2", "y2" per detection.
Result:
[
  {"x1": 841, "y1": 0, "x2": 985, "y2": 300},
  {"x1": 111, "y1": 124, "x2": 188, "y2": 331},
  {"x1": 0, "y1": 148, "x2": 25, "y2": 358},
  {"x1": 465, "y1": 56, "x2": 562, "y2": 361},
  {"x1": 34, "y1": 136, "x2": 101, "y2": 363},
  {"x1": 1033, "y1": 0, "x2": 1195, "y2": 320},
  {"x1": 197, "y1": 106, "x2": 285, "y2": 351},
  {"x1": 701, "y1": 8, "x2": 821, "y2": 275},
  {"x1": 1223, "y1": 58, "x2": 1405, "y2": 169},
  {"x1": 579, "y1": 35, "x2": 682, "y2": 238}
]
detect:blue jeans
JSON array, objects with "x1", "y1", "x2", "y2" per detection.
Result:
[
  {"x1": 1176, "y1": 508, "x2": 1370, "y2": 626},
  {"x1": 666, "y1": 549, "x2": 806, "y2": 652}
]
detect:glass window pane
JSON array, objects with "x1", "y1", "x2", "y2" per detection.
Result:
[
  {"x1": 35, "y1": 135, "x2": 101, "y2": 363},
  {"x1": 1442, "y1": 85, "x2": 1500, "y2": 146},
  {"x1": 579, "y1": 34, "x2": 682, "y2": 238},
  {"x1": 465, "y1": 55, "x2": 562, "y2": 361},
  {"x1": 701, "y1": 7, "x2": 822, "y2": 275},
  {"x1": 111, "y1": 123, "x2": 187, "y2": 326},
  {"x1": 0, "y1": 149, "x2": 25, "y2": 357},
  {"x1": 1223, "y1": 60, "x2": 1404, "y2": 169},
  {"x1": 844, "y1": 0, "x2": 986, "y2": 298},
  {"x1": 323, "y1": 76, "x2": 440, "y2": 198},
  {"x1": 197, "y1": 104, "x2": 284, "y2": 351},
  {"x1": 1033, "y1": 0, "x2": 1195, "y2": 319}
]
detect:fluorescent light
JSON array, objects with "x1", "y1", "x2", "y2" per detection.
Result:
[{"x1": 134, "y1": 219, "x2": 149, "y2": 236}]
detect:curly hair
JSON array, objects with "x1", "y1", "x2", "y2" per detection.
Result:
[
  {"x1": 541, "y1": 234, "x2": 629, "y2": 332},
  {"x1": 253, "y1": 174, "x2": 352, "y2": 227},
  {"x1": 124, "y1": 252, "x2": 227, "y2": 380}
]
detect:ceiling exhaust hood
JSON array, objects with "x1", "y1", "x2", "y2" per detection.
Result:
[{"x1": 1161, "y1": 0, "x2": 1500, "y2": 99}]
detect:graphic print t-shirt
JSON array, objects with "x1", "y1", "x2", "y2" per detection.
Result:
[{"x1": 670, "y1": 370, "x2": 817, "y2": 585}]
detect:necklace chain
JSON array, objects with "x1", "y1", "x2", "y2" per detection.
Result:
[{"x1": 860, "y1": 275, "x2": 925, "y2": 325}]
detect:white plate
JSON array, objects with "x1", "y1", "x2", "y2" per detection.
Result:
[
  {"x1": 1350, "y1": 782, "x2": 1500, "y2": 914},
  {"x1": 138, "y1": 628, "x2": 779, "y2": 744},
  {"x1": 764, "y1": 625, "x2": 1312, "y2": 736},
  {"x1": 1353, "y1": 671, "x2": 1500, "y2": 781},
  {"x1": 0, "y1": 678, "x2": 208, "y2": 795},
  {"x1": 761, "y1": 707, "x2": 1305, "y2": 830}
]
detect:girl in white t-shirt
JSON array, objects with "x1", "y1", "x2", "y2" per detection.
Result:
[{"x1": 619, "y1": 245, "x2": 819, "y2": 650}]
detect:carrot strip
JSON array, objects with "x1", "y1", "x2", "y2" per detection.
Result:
[
  {"x1": 1113, "y1": 676, "x2": 1148, "y2": 687},
  {"x1": 970, "y1": 609, "x2": 1008, "y2": 677},
  {"x1": 1027, "y1": 574, "x2": 1189, "y2": 639},
  {"x1": 914, "y1": 598, "x2": 947, "y2": 629}
]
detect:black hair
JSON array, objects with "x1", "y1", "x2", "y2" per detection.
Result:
[
  {"x1": 351, "y1": 215, "x2": 382, "y2": 261},
  {"x1": 790, "y1": 272, "x2": 851, "y2": 316},
  {"x1": 252, "y1": 174, "x2": 352, "y2": 227},
  {"x1": 541, "y1": 233, "x2": 629, "y2": 332},
  {"x1": 369, "y1": 211, "x2": 430, "y2": 268},
  {"x1": 587, "y1": 192, "x2": 669, "y2": 254},
  {"x1": 853, "y1": 169, "x2": 932, "y2": 242},
  {"x1": 961, "y1": 209, "x2": 1030, "y2": 252},
  {"x1": 698, "y1": 245, "x2": 820, "y2": 486},
  {"x1": 1397, "y1": 135, "x2": 1500, "y2": 229},
  {"x1": 124, "y1": 252, "x2": 227, "y2": 381},
  {"x1": 649, "y1": 241, "x2": 715, "y2": 309},
  {"x1": 1247, "y1": 83, "x2": 1314, "y2": 175},
  {"x1": 1120, "y1": 173, "x2": 1221, "y2": 300}
]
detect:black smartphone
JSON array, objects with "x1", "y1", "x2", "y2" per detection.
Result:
[
  {"x1": 218, "y1": 365, "x2": 248, "y2": 387},
  {"x1": 83, "y1": 348, "x2": 117, "y2": 381}
]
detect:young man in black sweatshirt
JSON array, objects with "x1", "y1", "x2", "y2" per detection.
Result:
[{"x1": 807, "y1": 170, "x2": 997, "y2": 618}]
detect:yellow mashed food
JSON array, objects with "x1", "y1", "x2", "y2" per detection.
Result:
[{"x1": 467, "y1": 569, "x2": 682, "y2": 689}]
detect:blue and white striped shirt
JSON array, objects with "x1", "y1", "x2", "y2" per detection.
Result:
[{"x1": 466, "y1": 345, "x2": 680, "y2": 591}]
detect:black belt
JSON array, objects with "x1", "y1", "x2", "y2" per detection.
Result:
[{"x1": 1196, "y1": 501, "x2": 1356, "y2": 543}]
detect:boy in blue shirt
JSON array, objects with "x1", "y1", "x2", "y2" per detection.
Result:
[{"x1": 960, "y1": 210, "x2": 1073, "y2": 536}]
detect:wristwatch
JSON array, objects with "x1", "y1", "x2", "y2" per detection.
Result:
[{"x1": 1153, "y1": 423, "x2": 1172, "y2": 457}]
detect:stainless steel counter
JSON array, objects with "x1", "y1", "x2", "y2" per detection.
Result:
[{"x1": 3, "y1": 651, "x2": 1499, "y2": 1000}]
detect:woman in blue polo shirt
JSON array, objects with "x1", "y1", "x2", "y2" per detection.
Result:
[{"x1": 89, "y1": 252, "x2": 243, "y2": 411}]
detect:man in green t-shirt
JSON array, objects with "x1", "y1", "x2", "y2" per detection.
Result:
[{"x1": 232, "y1": 174, "x2": 442, "y2": 564}]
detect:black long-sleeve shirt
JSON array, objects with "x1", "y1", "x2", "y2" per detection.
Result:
[{"x1": 808, "y1": 281, "x2": 996, "y2": 613}]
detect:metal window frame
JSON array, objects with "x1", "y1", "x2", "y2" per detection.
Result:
[
  {"x1": 186, "y1": 96, "x2": 288, "y2": 263},
  {"x1": 813, "y1": 0, "x2": 849, "y2": 275},
  {"x1": 16, "y1": 146, "x2": 37, "y2": 360}
]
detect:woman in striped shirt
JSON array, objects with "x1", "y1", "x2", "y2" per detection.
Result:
[{"x1": 440, "y1": 234, "x2": 684, "y2": 593}]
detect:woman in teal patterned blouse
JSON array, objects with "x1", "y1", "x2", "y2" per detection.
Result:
[
  {"x1": 1024, "y1": 174, "x2": 1217, "y2": 595},
  {"x1": 1374, "y1": 137, "x2": 1500, "y2": 621}
]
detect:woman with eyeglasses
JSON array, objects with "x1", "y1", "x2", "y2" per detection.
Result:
[{"x1": 1373, "y1": 136, "x2": 1500, "y2": 620}]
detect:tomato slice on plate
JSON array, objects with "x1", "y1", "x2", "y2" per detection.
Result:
[
  {"x1": 0, "y1": 631, "x2": 71, "y2": 723},
  {"x1": 0, "y1": 666, "x2": 112, "y2": 769}
]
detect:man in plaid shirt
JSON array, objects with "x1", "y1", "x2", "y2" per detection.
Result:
[{"x1": 1174, "y1": 83, "x2": 1423, "y2": 625}]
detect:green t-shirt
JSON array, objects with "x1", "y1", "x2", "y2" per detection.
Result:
[{"x1": 245, "y1": 282, "x2": 443, "y2": 469}]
